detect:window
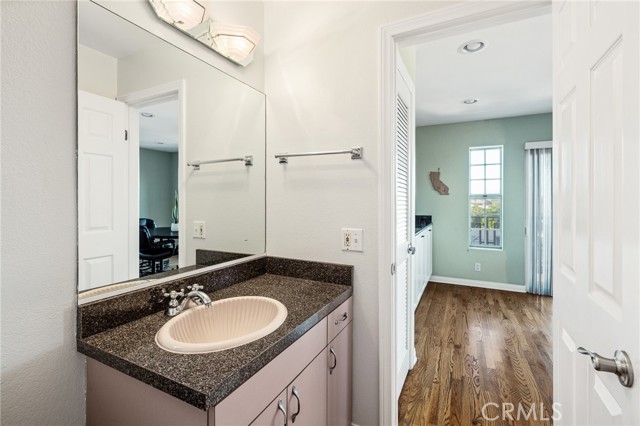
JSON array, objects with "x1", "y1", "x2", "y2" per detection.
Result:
[{"x1": 469, "y1": 146, "x2": 503, "y2": 249}]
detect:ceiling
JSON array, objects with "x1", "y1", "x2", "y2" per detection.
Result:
[
  {"x1": 414, "y1": 14, "x2": 552, "y2": 127},
  {"x1": 139, "y1": 100, "x2": 179, "y2": 152}
]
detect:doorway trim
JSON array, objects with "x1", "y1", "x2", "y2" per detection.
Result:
[
  {"x1": 377, "y1": 2, "x2": 551, "y2": 424},
  {"x1": 118, "y1": 79, "x2": 187, "y2": 269}
]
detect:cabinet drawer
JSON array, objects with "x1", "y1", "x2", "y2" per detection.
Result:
[
  {"x1": 215, "y1": 318, "x2": 327, "y2": 425},
  {"x1": 328, "y1": 297, "x2": 352, "y2": 343}
]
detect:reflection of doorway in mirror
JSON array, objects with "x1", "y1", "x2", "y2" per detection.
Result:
[
  {"x1": 138, "y1": 98, "x2": 180, "y2": 277},
  {"x1": 118, "y1": 80, "x2": 186, "y2": 282}
]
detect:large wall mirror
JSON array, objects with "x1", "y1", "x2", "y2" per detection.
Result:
[{"x1": 78, "y1": 1, "x2": 266, "y2": 302}]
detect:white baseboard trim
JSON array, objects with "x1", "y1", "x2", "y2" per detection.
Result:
[{"x1": 430, "y1": 275, "x2": 526, "y2": 293}]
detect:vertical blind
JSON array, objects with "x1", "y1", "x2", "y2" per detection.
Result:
[{"x1": 525, "y1": 145, "x2": 553, "y2": 296}]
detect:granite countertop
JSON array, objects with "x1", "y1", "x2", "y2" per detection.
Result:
[{"x1": 78, "y1": 273, "x2": 352, "y2": 410}]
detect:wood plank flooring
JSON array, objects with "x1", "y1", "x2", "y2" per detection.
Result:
[{"x1": 398, "y1": 283, "x2": 553, "y2": 426}]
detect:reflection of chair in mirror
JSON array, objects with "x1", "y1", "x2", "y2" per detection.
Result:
[
  {"x1": 139, "y1": 226, "x2": 174, "y2": 276},
  {"x1": 140, "y1": 217, "x2": 175, "y2": 252},
  {"x1": 139, "y1": 218, "x2": 156, "y2": 228}
]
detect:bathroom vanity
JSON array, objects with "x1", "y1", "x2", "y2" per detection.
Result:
[{"x1": 78, "y1": 257, "x2": 353, "y2": 426}]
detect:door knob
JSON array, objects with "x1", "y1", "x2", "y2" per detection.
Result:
[
  {"x1": 407, "y1": 245, "x2": 416, "y2": 255},
  {"x1": 577, "y1": 347, "x2": 634, "y2": 388}
]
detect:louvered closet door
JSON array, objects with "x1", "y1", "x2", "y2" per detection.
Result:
[{"x1": 394, "y1": 57, "x2": 415, "y2": 399}]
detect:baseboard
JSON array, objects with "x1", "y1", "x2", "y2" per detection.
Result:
[{"x1": 430, "y1": 275, "x2": 526, "y2": 293}]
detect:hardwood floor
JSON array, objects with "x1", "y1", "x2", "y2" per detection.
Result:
[{"x1": 398, "y1": 283, "x2": 553, "y2": 426}]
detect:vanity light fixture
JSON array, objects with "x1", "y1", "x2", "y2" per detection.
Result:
[
  {"x1": 148, "y1": 0, "x2": 205, "y2": 31},
  {"x1": 459, "y1": 40, "x2": 486, "y2": 54},
  {"x1": 148, "y1": 0, "x2": 261, "y2": 67},
  {"x1": 463, "y1": 98, "x2": 479, "y2": 104},
  {"x1": 188, "y1": 21, "x2": 261, "y2": 65}
]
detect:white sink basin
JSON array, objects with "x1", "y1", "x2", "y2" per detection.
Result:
[{"x1": 155, "y1": 296, "x2": 288, "y2": 354}]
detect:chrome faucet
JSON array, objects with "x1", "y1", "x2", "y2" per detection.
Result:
[{"x1": 163, "y1": 284, "x2": 212, "y2": 317}]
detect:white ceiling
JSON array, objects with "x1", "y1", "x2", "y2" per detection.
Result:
[
  {"x1": 414, "y1": 14, "x2": 552, "y2": 127},
  {"x1": 139, "y1": 100, "x2": 179, "y2": 152}
]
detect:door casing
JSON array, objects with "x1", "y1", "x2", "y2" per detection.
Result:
[{"x1": 378, "y1": 2, "x2": 552, "y2": 424}]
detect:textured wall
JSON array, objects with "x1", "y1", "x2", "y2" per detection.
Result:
[
  {"x1": 416, "y1": 113, "x2": 553, "y2": 285},
  {"x1": 1, "y1": 2, "x2": 86, "y2": 425}
]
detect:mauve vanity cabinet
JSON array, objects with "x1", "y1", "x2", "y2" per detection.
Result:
[{"x1": 87, "y1": 297, "x2": 353, "y2": 426}]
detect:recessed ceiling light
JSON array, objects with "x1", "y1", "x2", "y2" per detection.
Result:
[
  {"x1": 140, "y1": 112, "x2": 154, "y2": 118},
  {"x1": 459, "y1": 40, "x2": 486, "y2": 54},
  {"x1": 463, "y1": 99, "x2": 479, "y2": 105}
]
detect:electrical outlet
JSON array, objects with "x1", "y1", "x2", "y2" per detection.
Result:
[
  {"x1": 474, "y1": 262, "x2": 481, "y2": 272},
  {"x1": 193, "y1": 221, "x2": 206, "y2": 239},
  {"x1": 341, "y1": 228, "x2": 363, "y2": 252}
]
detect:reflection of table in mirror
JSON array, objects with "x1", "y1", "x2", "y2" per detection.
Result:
[{"x1": 148, "y1": 227, "x2": 178, "y2": 240}]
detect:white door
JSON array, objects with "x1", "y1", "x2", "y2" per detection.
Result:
[
  {"x1": 78, "y1": 91, "x2": 130, "y2": 291},
  {"x1": 554, "y1": 1, "x2": 639, "y2": 424},
  {"x1": 394, "y1": 55, "x2": 415, "y2": 398}
]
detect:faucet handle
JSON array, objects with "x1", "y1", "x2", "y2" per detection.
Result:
[
  {"x1": 187, "y1": 284, "x2": 204, "y2": 292},
  {"x1": 163, "y1": 289, "x2": 184, "y2": 307}
]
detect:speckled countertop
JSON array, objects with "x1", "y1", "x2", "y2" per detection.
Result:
[{"x1": 78, "y1": 273, "x2": 352, "y2": 410}]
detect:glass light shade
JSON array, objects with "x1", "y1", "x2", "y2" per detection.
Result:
[
  {"x1": 149, "y1": 0, "x2": 205, "y2": 31},
  {"x1": 209, "y1": 23, "x2": 261, "y2": 63}
]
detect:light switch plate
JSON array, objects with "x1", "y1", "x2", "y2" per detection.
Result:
[
  {"x1": 194, "y1": 221, "x2": 206, "y2": 239},
  {"x1": 341, "y1": 228, "x2": 363, "y2": 252}
]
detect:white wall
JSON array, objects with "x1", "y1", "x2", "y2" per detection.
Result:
[
  {"x1": 264, "y1": 2, "x2": 451, "y2": 424},
  {"x1": 95, "y1": 0, "x2": 265, "y2": 92},
  {"x1": 1, "y1": 2, "x2": 86, "y2": 425},
  {"x1": 78, "y1": 44, "x2": 118, "y2": 99}
]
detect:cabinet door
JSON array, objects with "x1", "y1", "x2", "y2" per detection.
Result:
[
  {"x1": 288, "y1": 351, "x2": 327, "y2": 426},
  {"x1": 413, "y1": 231, "x2": 426, "y2": 308},
  {"x1": 327, "y1": 323, "x2": 352, "y2": 426},
  {"x1": 427, "y1": 227, "x2": 432, "y2": 279},
  {"x1": 251, "y1": 390, "x2": 287, "y2": 426}
]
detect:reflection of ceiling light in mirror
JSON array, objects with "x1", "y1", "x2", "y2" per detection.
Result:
[
  {"x1": 148, "y1": 0, "x2": 205, "y2": 31},
  {"x1": 463, "y1": 99, "x2": 479, "y2": 104},
  {"x1": 140, "y1": 112, "x2": 154, "y2": 118},
  {"x1": 459, "y1": 40, "x2": 486, "y2": 54}
]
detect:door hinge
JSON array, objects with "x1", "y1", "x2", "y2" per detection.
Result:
[
  {"x1": 391, "y1": 263, "x2": 396, "y2": 275},
  {"x1": 125, "y1": 129, "x2": 128, "y2": 141}
]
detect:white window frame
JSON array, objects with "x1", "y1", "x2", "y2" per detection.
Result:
[{"x1": 468, "y1": 145, "x2": 503, "y2": 250}]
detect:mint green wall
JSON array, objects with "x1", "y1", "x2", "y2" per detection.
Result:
[
  {"x1": 416, "y1": 113, "x2": 552, "y2": 285},
  {"x1": 140, "y1": 148, "x2": 178, "y2": 227}
]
